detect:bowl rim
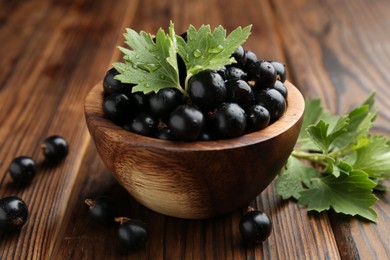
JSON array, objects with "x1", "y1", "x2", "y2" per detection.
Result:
[{"x1": 85, "y1": 80, "x2": 305, "y2": 152}]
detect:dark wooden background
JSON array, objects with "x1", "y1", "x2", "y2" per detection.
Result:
[{"x1": 0, "y1": 0, "x2": 389, "y2": 259}]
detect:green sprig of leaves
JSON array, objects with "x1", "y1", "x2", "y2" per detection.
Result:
[
  {"x1": 276, "y1": 93, "x2": 390, "y2": 222},
  {"x1": 113, "y1": 22, "x2": 251, "y2": 95}
]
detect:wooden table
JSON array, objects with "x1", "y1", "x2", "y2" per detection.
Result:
[{"x1": 1, "y1": 0, "x2": 389, "y2": 259}]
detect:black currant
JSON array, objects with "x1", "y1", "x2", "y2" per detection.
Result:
[
  {"x1": 103, "y1": 68, "x2": 134, "y2": 95},
  {"x1": 231, "y1": 46, "x2": 246, "y2": 67},
  {"x1": 239, "y1": 209, "x2": 272, "y2": 244},
  {"x1": 226, "y1": 80, "x2": 255, "y2": 108},
  {"x1": 209, "y1": 102, "x2": 247, "y2": 139},
  {"x1": 103, "y1": 68, "x2": 122, "y2": 95},
  {"x1": 224, "y1": 66, "x2": 248, "y2": 81},
  {"x1": 248, "y1": 60, "x2": 277, "y2": 88},
  {"x1": 103, "y1": 93, "x2": 133, "y2": 123},
  {"x1": 155, "y1": 127, "x2": 176, "y2": 141},
  {"x1": 124, "y1": 112, "x2": 158, "y2": 137},
  {"x1": 273, "y1": 80, "x2": 288, "y2": 98},
  {"x1": 188, "y1": 69, "x2": 227, "y2": 111},
  {"x1": 243, "y1": 50, "x2": 258, "y2": 71},
  {"x1": 116, "y1": 217, "x2": 148, "y2": 250},
  {"x1": 148, "y1": 88, "x2": 183, "y2": 120},
  {"x1": 246, "y1": 105, "x2": 271, "y2": 131},
  {"x1": 270, "y1": 61, "x2": 287, "y2": 83},
  {"x1": 129, "y1": 92, "x2": 149, "y2": 112},
  {"x1": 0, "y1": 196, "x2": 29, "y2": 230},
  {"x1": 85, "y1": 196, "x2": 117, "y2": 225},
  {"x1": 42, "y1": 135, "x2": 69, "y2": 163},
  {"x1": 8, "y1": 156, "x2": 37, "y2": 185},
  {"x1": 168, "y1": 104, "x2": 205, "y2": 142},
  {"x1": 254, "y1": 88, "x2": 286, "y2": 121}
]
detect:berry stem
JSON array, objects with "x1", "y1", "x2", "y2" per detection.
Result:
[
  {"x1": 84, "y1": 199, "x2": 95, "y2": 208},
  {"x1": 115, "y1": 217, "x2": 131, "y2": 225}
]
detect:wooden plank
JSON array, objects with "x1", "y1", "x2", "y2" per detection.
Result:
[
  {"x1": 270, "y1": 0, "x2": 390, "y2": 259},
  {"x1": 51, "y1": 0, "x2": 340, "y2": 259},
  {"x1": 0, "y1": 0, "x2": 140, "y2": 259}
]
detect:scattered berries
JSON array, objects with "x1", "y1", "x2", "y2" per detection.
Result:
[
  {"x1": 85, "y1": 196, "x2": 118, "y2": 224},
  {"x1": 42, "y1": 135, "x2": 69, "y2": 163},
  {"x1": 8, "y1": 156, "x2": 37, "y2": 185},
  {"x1": 0, "y1": 196, "x2": 29, "y2": 230},
  {"x1": 116, "y1": 217, "x2": 149, "y2": 250},
  {"x1": 239, "y1": 208, "x2": 272, "y2": 244}
]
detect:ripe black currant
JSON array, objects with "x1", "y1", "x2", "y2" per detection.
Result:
[
  {"x1": 0, "y1": 196, "x2": 29, "y2": 230},
  {"x1": 248, "y1": 60, "x2": 277, "y2": 88},
  {"x1": 224, "y1": 66, "x2": 248, "y2": 81},
  {"x1": 243, "y1": 50, "x2": 258, "y2": 71},
  {"x1": 270, "y1": 61, "x2": 287, "y2": 83},
  {"x1": 239, "y1": 208, "x2": 272, "y2": 244},
  {"x1": 116, "y1": 217, "x2": 149, "y2": 250},
  {"x1": 168, "y1": 104, "x2": 205, "y2": 141},
  {"x1": 148, "y1": 88, "x2": 183, "y2": 120},
  {"x1": 42, "y1": 135, "x2": 69, "y2": 163},
  {"x1": 85, "y1": 196, "x2": 117, "y2": 225},
  {"x1": 226, "y1": 80, "x2": 255, "y2": 108},
  {"x1": 124, "y1": 112, "x2": 158, "y2": 137},
  {"x1": 155, "y1": 127, "x2": 176, "y2": 141},
  {"x1": 209, "y1": 102, "x2": 247, "y2": 139},
  {"x1": 254, "y1": 88, "x2": 286, "y2": 121},
  {"x1": 246, "y1": 105, "x2": 271, "y2": 131},
  {"x1": 188, "y1": 69, "x2": 227, "y2": 111},
  {"x1": 8, "y1": 156, "x2": 37, "y2": 185},
  {"x1": 103, "y1": 92, "x2": 133, "y2": 123},
  {"x1": 103, "y1": 67, "x2": 123, "y2": 95},
  {"x1": 231, "y1": 46, "x2": 246, "y2": 68},
  {"x1": 273, "y1": 80, "x2": 288, "y2": 98}
]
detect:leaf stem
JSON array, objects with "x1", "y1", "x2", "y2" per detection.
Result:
[{"x1": 291, "y1": 150, "x2": 327, "y2": 163}]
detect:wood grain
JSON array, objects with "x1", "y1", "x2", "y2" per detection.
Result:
[{"x1": 0, "y1": 0, "x2": 388, "y2": 259}]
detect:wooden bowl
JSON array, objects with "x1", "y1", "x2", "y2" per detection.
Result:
[{"x1": 84, "y1": 81, "x2": 305, "y2": 219}]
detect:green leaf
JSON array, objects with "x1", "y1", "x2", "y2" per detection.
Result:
[
  {"x1": 113, "y1": 22, "x2": 182, "y2": 94},
  {"x1": 176, "y1": 24, "x2": 252, "y2": 84},
  {"x1": 305, "y1": 116, "x2": 349, "y2": 154},
  {"x1": 352, "y1": 136, "x2": 390, "y2": 178},
  {"x1": 276, "y1": 157, "x2": 321, "y2": 200},
  {"x1": 298, "y1": 170, "x2": 378, "y2": 222}
]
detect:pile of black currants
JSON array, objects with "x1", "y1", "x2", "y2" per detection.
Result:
[{"x1": 103, "y1": 46, "x2": 287, "y2": 142}]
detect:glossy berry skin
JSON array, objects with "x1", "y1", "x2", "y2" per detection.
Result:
[
  {"x1": 249, "y1": 60, "x2": 277, "y2": 88},
  {"x1": 273, "y1": 80, "x2": 288, "y2": 98},
  {"x1": 254, "y1": 88, "x2": 286, "y2": 121},
  {"x1": 226, "y1": 80, "x2": 255, "y2": 108},
  {"x1": 246, "y1": 105, "x2": 270, "y2": 131},
  {"x1": 148, "y1": 88, "x2": 183, "y2": 120},
  {"x1": 0, "y1": 196, "x2": 29, "y2": 230},
  {"x1": 103, "y1": 68, "x2": 122, "y2": 95},
  {"x1": 209, "y1": 102, "x2": 247, "y2": 139},
  {"x1": 129, "y1": 92, "x2": 149, "y2": 112},
  {"x1": 188, "y1": 70, "x2": 227, "y2": 111},
  {"x1": 270, "y1": 61, "x2": 287, "y2": 83},
  {"x1": 8, "y1": 156, "x2": 37, "y2": 185},
  {"x1": 42, "y1": 135, "x2": 69, "y2": 163},
  {"x1": 85, "y1": 196, "x2": 117, "y2": 224},
  {"x1": 239, "y1": 210, "x2": 272, "y2": 243},
  {"x1": 168, "y1": 104, "x2": 205, "y2": 142},
  {"x1": 243, "y1": 50, "x2": 258, "y2": 71},
  {"x1": 231, "y1": 46, "x2": 246, "y2": 67},
  {"x1": 155, "y1": 128, "x2": 176, "y2": 141},
  {"x1": 103, "y1": 93, "x2": 132, "y2": 123},
  {"x1": 124, "y1": 112, "x2": 158, "y2": 137},
  {"x1": 224, "y1": 66, "x2": 248, "y2": 81},
  {"x1": 117, "y1": 218, "x2": 148, "y2": 250}
]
